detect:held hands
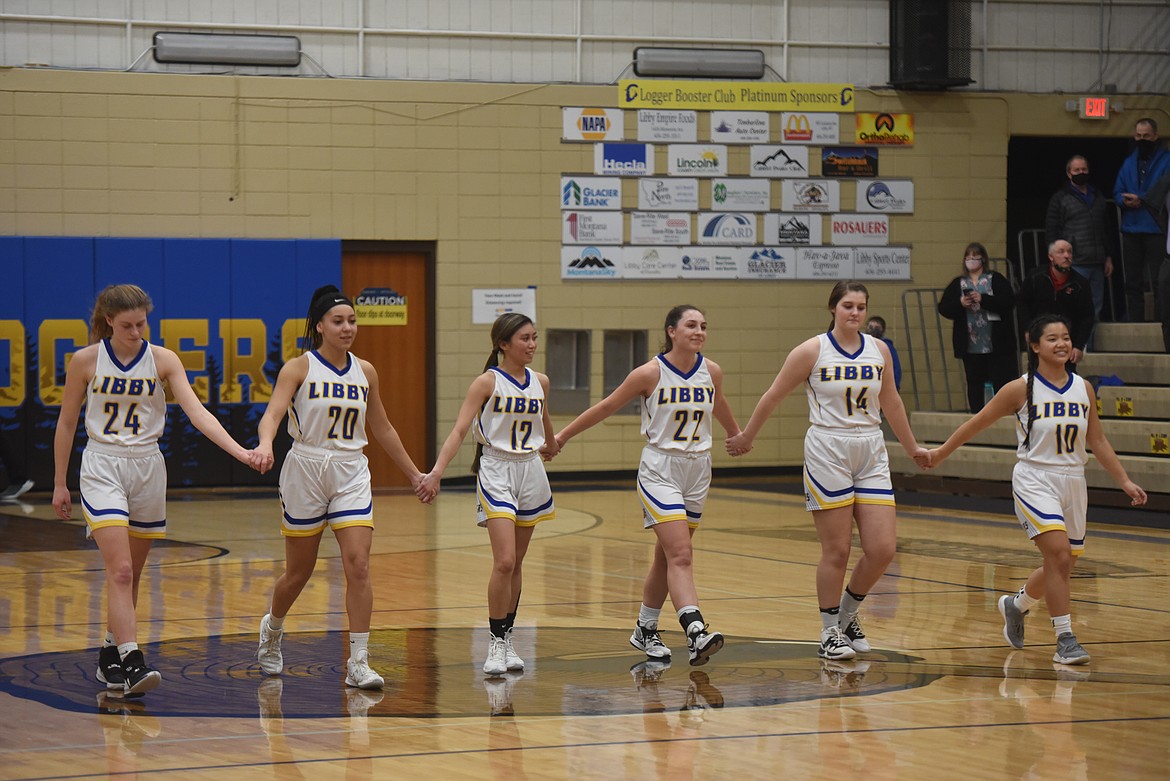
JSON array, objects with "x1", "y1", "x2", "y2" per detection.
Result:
[
  {"x1": 725, "y1": 432, "x2": 752, "y2": 457},
  {"x1": 912, "y1": 446, "x2": 937, "y2": 470},
  {"x1": 416, "y1": 471, "x2": 440, "y2": 504},
  {"x1": 539, "y1": 438, "x2": 560, "y2": 461},
  {"x1": 246, "y1": 446, "x2": 275, "y2": 474},
  {"x1": 52, "y1": 486, "x2": 72, "y2": 520}
]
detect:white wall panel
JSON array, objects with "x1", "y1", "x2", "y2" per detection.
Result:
[{"x1": 1, "y1": 1, "x2": 1167, "y2": 93}]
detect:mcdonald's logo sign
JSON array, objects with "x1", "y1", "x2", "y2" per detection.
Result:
[{"x1": 785, "y1": 114, "x2": 812, "y2": 141}]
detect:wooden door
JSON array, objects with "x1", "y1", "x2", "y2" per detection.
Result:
[{"x1": 342, "y1": 250, "x2": 432, "y2": 488}]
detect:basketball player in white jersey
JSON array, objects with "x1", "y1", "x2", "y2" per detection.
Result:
[
  {"x1": 556, "y1": 305, "x2": 742, "y2": 668},
  {"x1": 52, "y1": 284, "x2": 263, "y2": 696},
  {"x1": 254, "y1": 286, "x2": 427, "y2": 690},
  {"x1": 726, "y1": 281, "x2": 927, "y2": 662},
  {"x1": 420, "y1": 313, "x2": 559, "y2": 677},
  {"x1": 926, "y1": 314, "x2": 1146, "y2": 665}
]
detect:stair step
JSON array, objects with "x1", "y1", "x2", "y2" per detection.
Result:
[
  {"x1": 1094, "y1": 323, "x2": 1164, "y2": 353},
  {"x1": 1078, "y1": 352, "x2": 1170, "y2": 385},
  {"x1": 888, "y1": 446, "x2": 1167, "y2": 494},
  {"x1": 911, "y1": 411, "x2": 1170, "y2": 458},
  {"x1": 1096, "y1": 386, "x2": 1170, "y2": 419}
]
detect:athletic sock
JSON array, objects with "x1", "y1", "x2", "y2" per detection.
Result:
[
  {"x1": 1052, "y1": 614, "x2": 1072, "y2": 637},
  {"x1": 638, "y1": 604, "x2": 662, "y2": 627},
  {"x1": 489, "y1": 616, "x2": 508, "y2": 639},
  {"x1": 266, "y1": 613, "x2": 285, "y2": 631},
  {"x1": 839, "y1": 587, "x2": 866, "y2": 620},
  {"x1": 676, "y1": 606, "x2": 703, "y2": 636},
  {"x1": 349, "y1": 631, "x2": 369, "y2": 657},
  {"x1": 117, "y1": 641, "x2": 139, "y2": 660},
  {"x1": 820, "y1": 606, "x2": 841, "y2": 631},
  {"x1": 1014, "y1": 588, "x2": 1040, "y2": 613},
  {"x1": 103, "y1": 631, "x2": 116, "y2": 647}
]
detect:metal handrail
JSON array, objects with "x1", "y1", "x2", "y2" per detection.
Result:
[{"x1": 901, "y1": 288, "x2": 963, "y2": 412}]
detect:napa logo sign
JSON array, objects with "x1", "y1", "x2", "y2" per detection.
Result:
[
  {"x1": 562, "y1": 107, "x2": 624, "y2": 141},
  {"x1": 697, "y1": 212, "x2": 757, "y2": 245},
  {"x1": 594, "y1": 143, "x2": 654, "y2": 176}
]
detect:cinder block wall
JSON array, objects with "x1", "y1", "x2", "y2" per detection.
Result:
[{"x1": 3, "y1": 68, "x2": 1160, "y2": 478}]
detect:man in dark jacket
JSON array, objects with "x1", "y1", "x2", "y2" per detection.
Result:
[
  {"x1": 1016, "y1": 240, "x2": 1096, "y2": 365},
  {"x1": 1046, "y1": 155, "x2": 1115, "y2": 326}
]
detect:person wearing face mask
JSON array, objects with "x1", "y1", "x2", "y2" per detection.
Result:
[
  {"x1": 1114, "y1": 118, "x2": 1170, "y2": 323},
  {"x1": 937, "y1": 242, "x2": 1017, "y2": 413},
  {"x1": 1045, "y1": 155, "x2": 1116, "y2": 330},
  {"x1": 1015, "y1": 240, "x2": 1096, "y2": 370}
]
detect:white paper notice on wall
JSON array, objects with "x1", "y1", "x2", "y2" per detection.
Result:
[{"x1": 473, "y1": 288, "x2": 537, "y2": 324}]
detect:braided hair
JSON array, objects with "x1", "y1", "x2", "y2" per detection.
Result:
[
  {"x1": 471, "y1": 313, "x2": 535, "y2": 474},
  {"x1": 302, "y1": 285, "x2": 354, "y2": 352},
  {"x1": 1022, "y1": 314, "x2": 1072, "y2": 450}
]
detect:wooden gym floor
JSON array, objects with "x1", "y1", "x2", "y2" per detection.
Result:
[{"x1": 1, "y1": 475, "x2": 1168, "y2": 779}]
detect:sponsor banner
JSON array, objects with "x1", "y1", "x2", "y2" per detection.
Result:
[
  {"x1": 560, "y1": 176, "x2": 622, "y2": 210},
  {"x1": 594, "y1": 143, "x2": 654, "y2": 176},
  {"x1": 637, "y1": 110, "x2": 698, "y2": 142},
  {"x1": 562, "y1": 107, "x2": 624, "y2": 141},
  {"x1": 797, "y1": 246, "x2": 854, "y2": 279},
  {"x1": 563, "y1": 211, "x2": 623, "y2": 244},
  {"x1": 354, "y1": 287, "x2": 407, "y2": 326},
  {"x1": 667, "y1": 144, "x2": 727, "y2": 177},
  {"x1": 697, "y1": 212, "x2": 757, "y2": 245},
  {"x1": 822, "y1": 147, "x2": 878, "y2": 177},
  {"x1": 680, "y1": 247, "x2": 743, "y2": 279},
  {"x1": 629, "y1": 212, "x2": 692, "y2": 245},
  {"x1": 855, "y1": 112, "x2": 914, "y2": 146},
  {"x1": 762, "y1": 213, "x2": 823, "y2": 246},
  {"x1": 711, "y1": 179, "x2": 771, "y2": 212},
  {"x1": 710, "y1": 111, "x2": 770, "y2": 143},
  {"x1": 619, "y1": 80, "x2": 856, "y2": 113},
  {"x1": 637, "y1": 177, "x2": 699, "y2": 211},
  {"x1": 831, "y1": 214, "x2": 889, "y2": 246},
  {"x1": 743, "y1": 247, "x2": 797, "y2": 279},
  {"x1": 780, "y1": 112, "x2": 840, "y2": 144},
  {"x1": 855, "y1": 179, "x2": 915, "y2": 213},
  {"x1": 472, "y1": 288, "x2": 537, "y2": 325},
  {"x1": 623, "y1": 246, "x2": 683, "y2": 278},
  {"x1": 855, "y1": 246, "x2": 912, "y2": 280},
  {"x1": 780, "y1": 180, "x2": 840, "y2": 212},
  {"x1": 750, "y1": 145, "x2": 810, "y2": 178},
  {"x1": 562, "y1": 245, "x2": 620, "y2": 279}
]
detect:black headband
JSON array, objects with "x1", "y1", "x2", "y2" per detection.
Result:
[{"x1": 310, "y1": 291, "x2": 354, "y2": 324}]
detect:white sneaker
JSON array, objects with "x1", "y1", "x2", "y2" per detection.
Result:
[
  {"x1": 629, "y1": 622, "x2": 672, "y2": 660},
  {"x1": 818, "y1": 625, "x2": 857, "y2": 660},
  {"x1": 483, "y1": 634, "x2": 508, "y2": 676},
  {"x1": 503, "y1": 629, "x2": 524, "y2": 671},
  {"x1": 257, "y1": 614, "x2": 284, "y2": 675},
  {"x1": 345, "y1": 648, "x2": 385, "y2": 689},
  {"x1": 840, "y1": 615, "x2": 871, "y2": 653}
]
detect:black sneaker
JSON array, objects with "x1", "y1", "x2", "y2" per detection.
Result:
[
  {"x1": 96, "y1": 645, "x2": 125, "y2": 691},
  {"x1": 120, "y1": 650, "x2": 162, "y2": 695}
]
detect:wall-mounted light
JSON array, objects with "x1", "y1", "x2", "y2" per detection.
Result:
[
  {"x1": 632, "y1": 47, "x2": 766, "y2": 79},
  {"x1": 153, "y1": 32, "x2": 301, "y2": 66}
]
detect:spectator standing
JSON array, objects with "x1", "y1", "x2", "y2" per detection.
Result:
[
  {"x1": 1114, "y1": 118, "x2": 1170, "y2": 322},
  {"x1": 1016, "y1": 240, "x2": 1096, "y2": 367},
  {"x1": 1045, "y1": 155, "x2": 1115, "y2": 326}
]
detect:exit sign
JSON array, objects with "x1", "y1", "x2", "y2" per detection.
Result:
[{"x1": 1078, "y1": 96, "x2": 1110, "y2": 120}]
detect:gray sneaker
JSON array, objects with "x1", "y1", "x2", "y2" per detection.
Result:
[
  {"x1": 998, "y1": 595, "x2": 1027, "y2": 649},
  {"x1": 1053, "y1": 633, "x2": 1090, "y2": 665}
]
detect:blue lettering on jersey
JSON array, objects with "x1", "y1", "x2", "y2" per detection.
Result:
[
  {"x1": 307, "y1": 382, "x2": 370, "y2": 401},
  {"x1": 491, "y1": 395, "x2": 544, "y2": 414},
  {"x1": 1029, "y1": 402, "x2": 1090, "y2": 419},
  {"x1": 818, "y1": 365, "x2": 882, "y2": 382},
  {"x1": 93, "y1": 376, "x2": 159, "y2": 396},
  {"x1": 655, "y1": 386, "x2": 714, "y2": 404}
]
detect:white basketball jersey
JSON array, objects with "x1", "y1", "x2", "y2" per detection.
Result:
[
  {"x1": 473, "y1": 367, "x2": 546, "y2": 454},
  {"x1": 805, "y1": 332, "x2": 885, "y2": 430},
  {"x1": 1015, "y1": 372, "x2": 1090, "y2": 469},
  {"x1": 85, "y1": 340, "x2": 166, "y2": 447},
  {"x1": 288, "y1": 351, "x2": 369, "y2": 452},
  {"x1": 640, "y1": 354, "x2": 715, "y2": 453}
]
